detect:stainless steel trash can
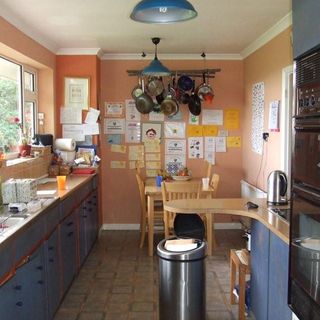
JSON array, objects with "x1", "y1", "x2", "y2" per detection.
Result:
[{"x1": 157, "y1": 238, "x2": 207, "y2": 320}]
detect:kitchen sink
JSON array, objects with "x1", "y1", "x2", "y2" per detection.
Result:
[{"x1": 0, "y1": 214, "x2": 29, "y2": 233}]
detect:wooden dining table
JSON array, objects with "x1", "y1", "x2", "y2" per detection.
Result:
[{"x1": 144, "y1": 178, "x2": 215, "y2": 256}]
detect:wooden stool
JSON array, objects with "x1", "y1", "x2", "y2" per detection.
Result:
[{"x1": 230, "y1": 249, "x2": 251, "y2": 320}]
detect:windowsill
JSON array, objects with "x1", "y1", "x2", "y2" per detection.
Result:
[{"x1": 5, "y1": 157, "x2": 35, "y2": 167}]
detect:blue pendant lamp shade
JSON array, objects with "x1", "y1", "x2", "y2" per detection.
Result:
[
  {"x1": 142, "y1": 37, "x2": 171, "y2": 76},
  {"x1": 130, "y1": 0, "x2": 197, "y2": 24}
]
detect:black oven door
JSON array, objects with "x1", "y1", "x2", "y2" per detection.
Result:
[
  {"x1": 293, "y1": 123, "x2": 320, "y2": 191},
  {"x1": 289, "y1": 184, "x2": 320, "y2": 319}
]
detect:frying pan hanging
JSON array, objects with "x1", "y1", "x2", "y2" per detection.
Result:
[{"x1": 188, "y1": 80, "x2": 201, "y2": 116}]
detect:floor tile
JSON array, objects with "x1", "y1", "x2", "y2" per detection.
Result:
[{"x1": 54, "y1": 229, "x2": 247, "y2": 320}]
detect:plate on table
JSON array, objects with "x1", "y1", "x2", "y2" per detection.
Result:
[{"x1": 172, "y1": 175, "x2": 192, "y2": 181}]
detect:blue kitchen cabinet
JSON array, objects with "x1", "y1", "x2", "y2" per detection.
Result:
[
  {"x1": 44, "y1": 227, "x2": 61, "y2": 319},
  {"x1": 14, "y1": 244, "x2": 47, "y2": 320},
  {"x1": 0, "y1": 272, "x2": 17, "y2": 319},
  {"x1": 60, "y1": 210, "x2": 77, "y2": 295},
  {"x1": 78, "y1": 201, "x2": 88, "y2": 265},
  {"x1": 78, "y1": 190, "x2": 99, "y2": 265},
  {"x1": 268, "y1": 232, "x2": 292, "y2": 320},
  {"x1": 251, "y1": 220, "x2": 270, "y2": 320}
]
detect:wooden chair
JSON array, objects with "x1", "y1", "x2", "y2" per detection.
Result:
[
  {"x1": 136, "y1": 173, "x2": 163, "y2": 248},
  {"x1": 209, "y1": 173, "x2": 220, "y2": 198},
  {"x1": 161, "y1": 181, "x2": 201, "y2": 238},
  {"x1": 205, "y1": 159, "x2": 213, "y2": 180}
]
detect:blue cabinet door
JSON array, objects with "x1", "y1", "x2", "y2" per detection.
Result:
[
  {"x1": 251, "y1": 220, "x2": 270, "y2": 320},
  {"x1": 45, "y1": 228, "x2": 61, "y2": 319},
  {"x1": 78, "y1": 203, "x2": 88, "y2": 265},
  {"x1": 14, "y1": 245, "x2": 47, "y2": 320},
  {"x1": 60, "y1": 210, "x2": 77, "y2": 294},
  {"x1": 268, "y1": 233, "x2": 292, "y2": 320},
  {"x1": 0, "y1": 273, "x2": 17, "y2": 320}
]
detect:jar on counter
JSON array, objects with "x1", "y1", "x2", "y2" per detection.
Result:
[
  {"x1": 48, "y1": 165, "x2": 59, "y2": 177},
  {"x1": 59, "y1": 164, "x2": 71, "y2": 176}
]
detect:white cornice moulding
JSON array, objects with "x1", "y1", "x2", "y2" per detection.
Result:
[
  {"x1": 241, "y1": 12, "x2": 292, "y2": 59},
  {"x1": 101, "y1": 53, "x2": 242, "y2": 60},
  {"x1": 0, "y1": 8, "x2": 58, "y2": 53},
  {"x1": 56, "y1": 48, "x2": 103, "y2": 56}
]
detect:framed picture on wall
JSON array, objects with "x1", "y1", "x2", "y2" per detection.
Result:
[{"x1": 64, "y1": 77, "x2": 90, "y2": 110}]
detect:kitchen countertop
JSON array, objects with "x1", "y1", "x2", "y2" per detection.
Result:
[
  {"x1": 0, "y1": 174, "x2": 96, "y2": 244},
  {"x1": 163, "y1": 197, "x2": 290, "y2": 244}
]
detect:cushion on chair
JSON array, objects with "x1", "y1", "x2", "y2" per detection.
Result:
[{"x1": 174, "y1": 213, "x2": 205, "y2": 240}]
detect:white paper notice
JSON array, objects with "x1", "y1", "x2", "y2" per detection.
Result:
[
  {"x1": 83, "y1": 123, "x2": 100, "y2": 135},
  {"x1": 189, "y1": 113, "x2": 199, "y2": 125},
  {"x1": 165, "y1": 139, "x2": 186, "y2": 155},
  {"x1": 205, "y1": 137, "x2": 216, "y2": 165},
  {"x1": 60, "y1": 107, "x2": 82, "y2": 124},
  {"x1": 188, "y1": 137, "x2": 204, "y2": 159},
  {"x1": 202, "y1": 110, "x2": 223, "y2": 125},
  {"x1": 62, "y1": 124, "x2": 85, "y2": 141},
  {"x1": 164, "y1": 122, "x2": 185, "y2": 138},
  {"x1": 268, "y1": 100, "x2": 280, "y2": 132},
  {"x1": 125, "y1": 121, "x2": 141, "y2": 143},
  {"x1": 126, "y1": 99, "x2": 141, "y2": 121},
  {"x1": 105, "y1": 102, "x2": 123, "y2": 117},
  {"x1": 85, "y1": 107, "x2": 100, "y2": 124},
  {"x1": 149, "y1": 111, "x2": 165, "y2": 122},
  {"x1": 216, "y1": 136, "x2": 227, "y2": 152},
  {"x1": 165, "y1": 154, "x2": 186, "y2": 172},
  {"x1": 104, "y1": 119, "x2": 125, "y2": 134}
]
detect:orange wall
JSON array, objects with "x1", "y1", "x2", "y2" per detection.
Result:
[
  {"x1": 242, "y1": 28, "x2": 293, "y2": 191},
  {"x1": 100, "y1": 59, "x2": 244, "y2": 225},
  {"x1": 0, "y1": 18, "x2": 56, "y2": 136},
  {"x1": 56, "y1": 55, "x2": 101, "y2": 137}
]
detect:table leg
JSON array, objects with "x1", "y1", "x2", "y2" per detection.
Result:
[
  {"x1": 205, "y1": 213, "x2": 212, "y2": 256},
  {"x1": 147, "y1": 195, "x2": 154, "y2": 256}
]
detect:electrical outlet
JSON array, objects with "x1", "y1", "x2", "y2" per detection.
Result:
[{"x1": 263, "y1": 132, "x2": 269, "y2": 141}]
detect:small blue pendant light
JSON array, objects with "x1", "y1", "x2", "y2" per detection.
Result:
[
  {"x1": 130, "y1": 0, "x2": 197, "y2": 24},
  {"x1": 142, "y1": 37, "x2": 171, "y2": 76}
]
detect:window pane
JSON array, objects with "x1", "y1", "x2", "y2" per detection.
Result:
[
  {"x1": 24, "y1": 101, "x2": 35, "y2": 142},
  {"x1": 24, "y1": 71, "x2": 35, "y2": 92},
  {"x1": 0, "y1": 57, "x2": 22, "y2": 151}
]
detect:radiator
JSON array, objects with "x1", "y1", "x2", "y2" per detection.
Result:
[{"x1": 240, "y1": 180, "x2": 267, "y2": 230}]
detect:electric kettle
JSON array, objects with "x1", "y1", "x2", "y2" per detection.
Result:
[{"x1": 267, "y1": 170, "x2": 288, "y2": 205}]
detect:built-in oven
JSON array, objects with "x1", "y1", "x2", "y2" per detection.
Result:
[
  {"x1": 289, "y1": 184, "x2": 320, "y2": 319},
  {"x1": 290, "y1": 48, "x2": 320, "y2": 319},
  {"x1": 293, "y1": 117, "x2": 320, "y2": 191}
]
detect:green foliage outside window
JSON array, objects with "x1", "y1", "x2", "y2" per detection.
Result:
[{"x1": 0, "y1": 77, "x2": 20, "y2": 151}]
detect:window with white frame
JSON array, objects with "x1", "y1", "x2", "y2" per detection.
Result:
[{"x1": 0, "y1": 56, "x2": 37, "y2": 153}]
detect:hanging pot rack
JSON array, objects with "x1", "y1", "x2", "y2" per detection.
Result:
[{"x1": 126, "y1": 68, "x2": 221, "y2": 78}]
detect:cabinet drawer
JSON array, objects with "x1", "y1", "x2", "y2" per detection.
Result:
[
  {"x1": 0, "y1": 239, "x2": 15, "y2": 280},
  {"x1": 60, "y1": 196, "x2": 75, "y2": 220}
]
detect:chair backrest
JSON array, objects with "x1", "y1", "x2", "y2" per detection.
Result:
[
  {"x1": 205, "y1": 159, "x2": 212, "y2": 179},
  {"x1": 136, "y1": 173, "x2": 146, "y2": 212},
  {"x1": 161, "y1": 181, "x2": 201, "y2": 202},
  {"x1": 209, "y1": 174, "x2": 220, "y2": 197}
]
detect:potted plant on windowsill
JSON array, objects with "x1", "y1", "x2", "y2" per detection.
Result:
[{"x1": 13, "y1": 117, "x2": 31, "y2": 157}]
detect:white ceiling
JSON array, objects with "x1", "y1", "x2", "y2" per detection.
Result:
[{"x1": 1, "y1": 0, "x2": 292, "y2": 57}]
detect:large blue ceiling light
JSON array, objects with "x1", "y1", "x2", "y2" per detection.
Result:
[
  {"x1": 142, "y1": 37, "x2": 171, "y2": 76},
  {"x1": 130, "y1": 0, "x2": 197, "y2": 24}
]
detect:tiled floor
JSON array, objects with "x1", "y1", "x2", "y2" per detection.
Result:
[{"x1": 54, "y1": 229, "x2": 249, "y2": 320}]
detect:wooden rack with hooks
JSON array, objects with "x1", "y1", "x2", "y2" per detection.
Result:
[{"x1": 126, "y1": 68, "x2": 221, "y2": 78}]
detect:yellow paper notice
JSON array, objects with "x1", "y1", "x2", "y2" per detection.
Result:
[
  {"x1": 203, "y1": 125, "x2": 218, "y2": 136},
  {"x1": 128, "y1": 145, "x2": 144, "y2": 161},
  {"x1": 129, "y1": 160, "x2": 145, "y2": 169},
  {"x1": 227, "y1": 136, "x2": 241, "y2": 148},
  {"x1": 146, "y1": 161, "x2": 161, "y2": 170},
  {"x1": 146, "y1": 169, "x2": 158, "y2": 177},
  {"x1": 225, "y1": 109, "x2": 240, "y2": 130},
  {"x1": 187, "y1": 125, "x2": 203, "y2": 137},
  {"x1": 110, "y1": 161, "x2": 126, "y2": 169},
  {"x1": 144, "y1": 139, "x2": 160, "y2": 153},
  {"x1": 111, "y1": 144, "x2": 126, "y2": 153}
]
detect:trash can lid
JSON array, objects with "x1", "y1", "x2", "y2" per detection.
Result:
[{"x1": 157, "y1": 238, "x2": 207, "y2": 261}]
